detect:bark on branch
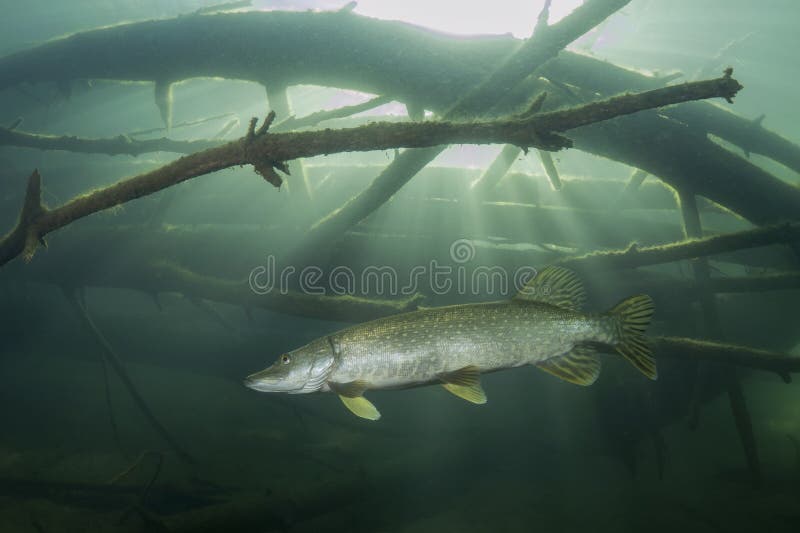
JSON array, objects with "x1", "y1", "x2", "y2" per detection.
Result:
[
  {"x1": 0, "y1": 126, "x2": 219, "y2": 155},
  {"x1": 651, "y1": 337, "x2": 800, "y2": 383},
  {"x1": 0, "y1": 95, "x2": 394, "y2": 156},
  {"x1": 560, "y1": 221, "x2": 800, "y2": 274},
  {"x1": 297, "y1": 0, "x2": 634, "y2": 260},
  {"x1": 0, "y1": 73, "x2": 742, "y2": 268},
  {"x1": 3, "y1": 9, "x2": 797, "y2": 224}
]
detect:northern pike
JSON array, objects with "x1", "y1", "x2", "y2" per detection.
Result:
[{"x1": 244, "y1": 266, "x2": 655, "y2": 420}]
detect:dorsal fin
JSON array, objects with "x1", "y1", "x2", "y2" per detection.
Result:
[
  {"x1": 514, "y1": 266, "x2": 586, "y2": 311},
  {"x1": 438, "y1": 365, "x2": 487, "y2": 404}
]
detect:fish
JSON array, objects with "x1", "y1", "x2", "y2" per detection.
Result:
[{"x1": 244, "y1": 266, "x2": 656, "y2": 420}]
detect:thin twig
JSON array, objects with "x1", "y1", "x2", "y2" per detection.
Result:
[
  {"x1": 272, "y1": 95, "x2": 393, "y2": 133},
  {"x1": 64, "y1": 290, "x2": 194, "y2": 465},
  {"x1": 127, "y1": 113, "x2": 236, "y2": 137}
]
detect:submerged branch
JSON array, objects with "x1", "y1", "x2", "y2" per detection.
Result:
[
  {"x1": 0, "y1": 96, "x2": 393, "y2": 156},
  {"x1": 147, "y1": 261, "x2": 424, "y2": 322},
  {"x1": 0, "y1": 73, "x2": 742, "y2": 268},
  {"x1": 560, "y1": 221, "x2": 800, "y2": 273},
  {"x1": 272, "y1": 95, "x2": 393, "y2": 132},
  {"x1": 651, "y1": 336, "x2": 800, "y2": 383},
  {"x1": 0, "y1": 126, "x2": 220, "y2": 155},
  {"x1": 298, "y1": 0, "x2": 639, "y2": 257},
  {"x1": 64, "y1": 289, "x2": 195, "y2": 465}
]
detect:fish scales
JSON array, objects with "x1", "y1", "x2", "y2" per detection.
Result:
[
  {"x1": 329, "y1": 301, "x2": 608, "y2": 388},
  {"x1": 244, "y1": 266, "x2": 656, "y2": 420}
]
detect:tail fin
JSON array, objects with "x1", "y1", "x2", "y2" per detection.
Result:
[{"x1": 609, "y1": 294, "x2": 656, "y2": 380}]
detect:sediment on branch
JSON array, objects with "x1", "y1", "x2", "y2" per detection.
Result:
[
  {"x1": 559, "y1": 221, "x2": 800, "y2": 273},
  {"x1": 0, "y1": 73, "x2": 742, "y2": 268},
  {"x1": 651, "y1": 337, "x2": 800, "y2": 383}
]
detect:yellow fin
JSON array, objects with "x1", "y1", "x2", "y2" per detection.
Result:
[
  {"x1": 338, "y1": 395, "x2": 381, "y2": 421},
  {"x1": 609, "y1": 294, "x2": 657, "y2": 380},
  {"x1": 514, "y1": 266, "x2": 586, "y2": 311},
  {"x1": 535, "y1": 345, "x2": 601, "y2": 386},
  {"x1": 439, "y1": 365, "x2": 487, "y2": 404},
  {"x1": 329, "y1": 380, "x2": 381, "y2": 420},
  {"x1": 329, "y1": 380, "x2": 370, "y2": 397}
]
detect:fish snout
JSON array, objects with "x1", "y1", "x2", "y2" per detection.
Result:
[
  {"x1": 243, "y1": 369, "x2": 276, "y2": 391},
  {"x1": 243, "y1": 367, "x2": 298, "y2": 393}
]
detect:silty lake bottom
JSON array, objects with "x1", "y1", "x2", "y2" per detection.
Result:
[{"x1": 1, "y1": 0, "x2": 799, "y2": 531}]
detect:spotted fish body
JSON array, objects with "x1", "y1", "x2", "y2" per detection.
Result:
[
  {"x1": 327, "y1": 301, "x2": 614, "y2": 389},
  {"x1": 245, "y1": 267, "x2": 656, "y2": 420}
]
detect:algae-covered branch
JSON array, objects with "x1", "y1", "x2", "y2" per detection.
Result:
[{"x1": 0, "y1": 72, "x2": 742, "y2": 268}]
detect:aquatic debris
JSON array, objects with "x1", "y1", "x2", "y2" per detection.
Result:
[
  {"x1": 0, "y1": 73, "x2": 742, "y2": 268},
  {"x1": 559, "y1": 221, "x2": 800, "y2": 274}
]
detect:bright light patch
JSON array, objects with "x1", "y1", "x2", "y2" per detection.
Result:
[{"x1": 353, "y1": 0, "x2": 584, "y2": 38}]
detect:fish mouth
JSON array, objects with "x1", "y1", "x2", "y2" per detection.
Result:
[
  {"x1": 244, "y1": 354, "x2": 334, "y2": 394},
  {"x1": 243, "y1": 370, "x2": 302, "y2": 393}
]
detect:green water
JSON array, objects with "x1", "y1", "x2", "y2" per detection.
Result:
[{"x1": 1, "y1": 1, "x2": 799, "y2": 531}]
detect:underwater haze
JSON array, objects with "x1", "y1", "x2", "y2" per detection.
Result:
[{"x1": 1, "y1": 0, "x2": 800, "y2": 532}]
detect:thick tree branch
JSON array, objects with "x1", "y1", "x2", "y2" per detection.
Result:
[
  {"x1": 545, "y1": 51, "x2": 800, "y2": 174},
  {"x1": 0, "y1": 73, "x2": 742, "y2": 268},
  {"x1": 0, "y1": 126, "x2": 220, "y2": 155},
  {"x1": 298, "y1": 0, "x2": 634, "y2": 260},
  {"x1": 3, "y1": 9, "x2": 797, "y2": 224},
  {"x1": 651, "y1": 337, "x2": 800, "y2": 383},
  {"x1": 0, "y1": 96, "x2": 393, "y2": 156}
]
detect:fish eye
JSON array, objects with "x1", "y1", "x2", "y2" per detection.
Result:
[{"x1": 280, "y1": 354, "x2": 291, "y2": 365}]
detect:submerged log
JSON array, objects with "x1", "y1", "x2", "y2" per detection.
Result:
[
  {"x1": 360, "y1": 198, "x2": 689, "y2": 248},
  {"x1": 0, "y1": 97, "x2": 396, "y2": 157},
  {"x1": 1, "y1": 9, "x2": 796, "y2": 227},
  {"x1": 7, "y1": 222, "x2": 798, "y2": 326},
  {"x1": 678, "y1": 187, "x2": 762, "y2": 488},
  {"x1": 0, "y1": 75, "x2": 741, "y2": 268},
  {"x1": 543, "y1": 51, "x2": 800, "y2": 174},
  {"x1": 43, "y1": 258, "x2": 423, "y2": 322},
  {"x1": 297, "y1": 0, "x2": 636, "y2": 259},
  {"x1": 651, "y1": 337, "x2": 800, "y2": 382},
  {"x1": 0, "y1": 126, "x2": 220, "y2": 156},
  {"x1": 620, "y1": 271, "x2": 800, "y2": 300}
]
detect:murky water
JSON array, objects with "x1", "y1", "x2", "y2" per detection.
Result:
[{"x1": 1, "y1": 1, "x2": 799, "y2": 531}]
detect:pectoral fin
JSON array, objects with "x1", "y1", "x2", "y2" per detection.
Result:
[
  {"x1": 338, "y1": 395, "x2": 381, "y2": 420},
  {"x1": 438, "y1": 365, "x2": 487, "y2": 404},
  {"x1": 535, "y1": 345, "x2": 601, "y2": 386},
  {"x1": 329, "y1": 380, "x2": 381, "y2": 421}
]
